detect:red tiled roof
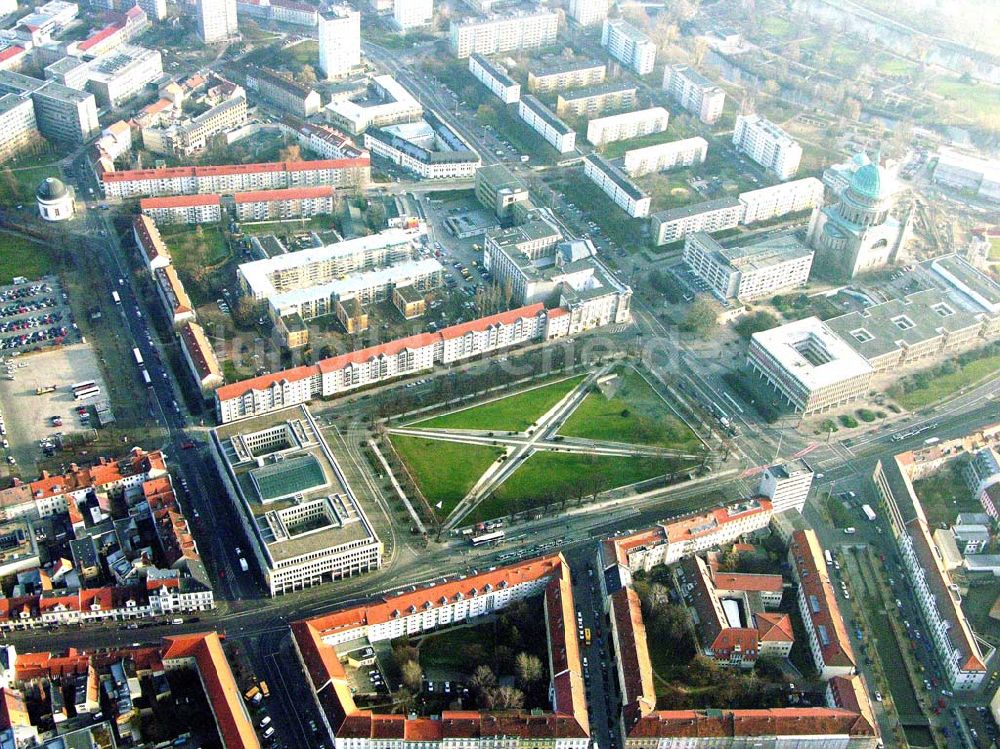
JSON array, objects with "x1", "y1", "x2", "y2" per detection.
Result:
[
  {"x1": 630, "y1": 708, "x2": 877, "y2": 738},
  {"x1": 711, "y1": 572, "x2": 784, "y2": 594},
  {"x1": 755, "y1": 612, "x2": 794, "y2": 642},
  {"x1": 155, "y1": 266, "x2": 193, "y2": 315},
  {"x1": 789, "y1": 530, "x2": 855, "y2": 670},
  {"x1": 78, "y1": 23, "x2": 121, "y2": 51},
  {"x1": 141, "y1": 194, "x2": 221, "y2": 209},
  {"x1": 105, "y1": 159, "x2": 369, "y2": 183},
  {"x1": 0, "y1": 46, "x2": 26, "y2": 64},
  {"x1": 161, "y1": 633, "x2": 261, "y2": 749},
  {"x1": 133, "y1": 215, "x2": 171, "y2": 265},
  {"x1": 233, "y1": 186, "x2": 335, "y2": 203},
  {"x1": 610, "y1": 588, "x2": 656, "y2": 729},
  {"x1": 179, "y1": 321, "x2": 221, "y2": 382},
  {"x1": 216, "y1": 304, "x2": 548, "y2": 402}
]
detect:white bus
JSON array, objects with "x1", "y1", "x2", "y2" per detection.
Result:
[
  {"x1": 861, "y1": 504, "x2": 877, "y2": 522},
  {"x1": 132, "y1": 347, "x2": 144, "y2": 367},
  {"x1": 71, "y1": 380, "x2": 97, "y2": 393},
  {"x1": 824, "y1": 549, "x2": 833, "y2": 566},
  {"x1": 111, "y1": 291, "x2": 121, "y2": 305},
  {"x1": 74, "y1": 387, "x2": 101, "y2": 401},
  {"x1": 470, "y1": 530, "x2": 505, "y2": 547},
  {"x1": 141, "y1": 369, "x2": 152, "y2": 386}
]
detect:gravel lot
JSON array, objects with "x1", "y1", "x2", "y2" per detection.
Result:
[{"x1": 0, "y1": 343, "x2": 106, "y2": 479}]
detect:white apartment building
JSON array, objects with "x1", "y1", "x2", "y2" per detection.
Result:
[
  {"x1": 650, "y1": 197, "x2": 744, "y2": 246},
  {"x1": 788, "y1": 530, "x2": 857, "y2": 680},
  {"x1": 234, "y1": 186, "x2": 337, "y2": 222},
  {"x1": 141, "y1": 94, "x2": 248, "y2": 157},
  {"x1": 527, "y1": 59, "x2": 606, "y2": 93},
  {"x1": 622, "y1": 136, "x2": 707, "y2": 177},
  {"x1": 196, "y1": 0, "x2": 237, "y2": 43},
  {"x1": 739, "y1": 177, "x2": 824, "y2": 225},
  {"x1": 601, "y1": 18, "x2": 655, "y2": 76},
  {"x1": 746, "y1": 317, "x2": 874, "y2": 415},
  {"x1": 662, "y1": 64, "x2": 726, "y2": 124},
  {"x1": 733, "y1": 114, "x2": 802, "y2": 180},
  {"x1": 518, "y1": 95, "x2": 576, "y2": 154},
  {"x1": 587, "y1": 107, "x2": 669, "y2": 147},
  {"x1": 448, "y1": 10, "x2": 559, "y2": 58},
  {"x1": 81, "y1": 45, "x2": 163, "y2": 109},
  {"x1": 103, "y1": 158, "x2": 370, "y2": 199},
  {"x1": 278, "y1": 116, "x2": 367, "y2": 160},
  {"x1": 392, "y1": 0, "x2": 431, "y2": 31},
  {"x1": 140, "y1": 194, "x2": 222, "y2": 225},
  {"x1": 178, "y1": 320, "x2": 224, "y2": 395},
  {"x1": 318, "y1": 7, "x2": 361, "y2": 79},
  {"x1": 758, "y1": 460, "x2": 814, "y2": 514},
  {"x1": 567, "y1": 0, "x2": 607, "y2": 26},
  {"x1": 325, "y1": 75, "x2": 422, "y2": 134},
  {"x1": 682, "y1": 231, "x2": 814, "y2": 302},
  {"x1": 469, "y1": 53, "x2": 520, "y2": 104},
  {"x1": 238, "y1": 0, "x2": 318, "y2": 26},
  {"x1": 0, "y1": 92, "x2": 38, "y2": 161},
  {"x1": 584, "y1": 153, "x2": 650, "y2": 218}
]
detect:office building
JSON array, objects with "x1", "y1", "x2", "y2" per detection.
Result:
[
  {"x1": 556, "y1": 81, "x2": 636, "y2": 118},
  {"x1": 475, "y1": 163, "x2": 530, "y2": 220},
  {"x1": 469, "y1": 53, "x2": 520, "y2": 104},
  {"x1": 586, "y1": 107, "x2": 668, "y2": 148},
  {"x1": 392, "y1": 0, "x2": 431, "y2": 31},
  {"x1": 758, "y1": 460, "x2": 814, "y2": 514},
  {"x1": 364, "y1": 116, "x2": 481, "y2": 180},
  {"x1": 234, "y1": 186, "x2": 337, "y2": 221},
  {"x1": 0, "y1": 71, "x2": 98, "y2": 144},
  {"x1": 650, "y1": 197, "x2": 744, "y2": 246},
  {"x1": 140, "y1": 194, "x2": 223, "y2": 225},
  {"x1": 933, "y1": 148, "x2": 1000, "y2": 203},
  {"x1": 583, "y1": 153, "x2": 650, "y2": 218},
  {"x1": 484, "y1": 219, "x2": 632, "y2": 326},
  {"x1": 662, "y1": 64, "x2": 726, "y2": 124},
  {"x1": 682, "y1": 231, "x2": 814, "y2": 302},
  {"x1": 601, "y1": 18, "x2": 655, "y2": 75},
  {"x1": 527, "y1": 58, "x2": 605, "y2": 93},
  {"x1": 808, "y1": 153, "x2": 908, "y2": 278},
  {"x1": 245, "y1": 66, "x2": 321, "y2": 117},
  {"x1": 318, "y1": 7, "x2": 361, "y2": 79},
  {"x1": 788, "y1": 530, "x2": 856, "y2": 680},
  {"x1": 622, "y1": 136, "x2": 707, "y2": 177},
  {"x1": 325, "y1": 75, "x2": 422, "y2": 134},
  {"x1": 567, "y1": 0, "x2": 607, "y2": 26},
  {"x1": 211, "y1": 405, "x2": 383, "y2": 596},
  {"x1": 278, "y1": 116, "x2": 367, "y2": 160},
  {"x1": 518, "y1": 95, "x2": 576, "y2": 154},
  {"x1": 746, "y1": 317, "x2": 874, "y2": 415},
  {"x1": 141, "y1": 94, "x2": 248, "y2": 156},
  {"x1": 739, "y1": 177, "x2": 824, "y2": 225},
  {"x1": 733, "y1": 114, "x2": 802, "y2": 180},
  {"x1": 292, "y1": 555, "x2": 589, "y2": 748},
  {"x1": 448, "y1": 10, "x2": 559, "y2": 58},
  {"x1": 10, "y1": 0, "x2": 77, "y2": 45},
  {"x1": 196, "y1": 0, "x2": 237, "y2": 43},
  {"x1": 178, "y1": 321, "x2": 224, "y2": 395},
  {"x1": 872, "y1": 453, "x2": 989, "y2": 690},
  {"x1": 0, "y1": 92, "x2": 38, "y2": 161},
  {"x1": 104, "y1": 158, "x2": 369, "y2": 199},
  {"x1": 79, "y1": 45, "x2": 163, "y2": 109}
]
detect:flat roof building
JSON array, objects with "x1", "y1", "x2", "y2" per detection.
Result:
[
  {"x1": 325, "y1": 75, "x2": 422, "y2": 135},
  {"x1": 733, "y1": 114, "x2": 802, "y2": 180},
  {"x1": 518, "y1": 95, "x2": 576, "y2": 154},
  {"x1": 556, "y1": 81, "x2": 636, "y2": 118},
  {"x1": 650, "y1": 197, "x2": 744, "y2": 246},
  {"x1": 527, "y1": 58, "x2": 605, "y2": 93},
  {"x1": 662, "y1": 64, "x2": 725, "y2": 124},
  {"x1": 601, "y1": 18, "x2": 655, "y2": 75},
  {"x1": 318, "y1": 7, "x2": 361, "y2": 79},
  {"x1": 739, "y1": 177, "x2": 824, "y2": 225},
  {"x1": 469, "y1": 53, "x2": 520, "y2": 104},
  {"x1": 622, "y1": 136, "x2": 707, "y2": 177},
  {"x1": 0, "y1": 70, "x2": 99, "y2": 144},
  {"x1": 586, "y1": 107, "x2": 668, "y2": 148},
  {"x1": 583, "y1": 153, "x2": 651, "y2": 218},
  {"x1": 449, "y1": 10, "x2": 559, "y2": 58}
]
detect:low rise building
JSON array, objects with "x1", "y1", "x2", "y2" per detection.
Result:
[
  {"x1": 154, "y1": 265, "x2": 195, "y2": 326},
  {"x1": 475, "y1": 163, "x2": 530, "y2": 220},
  {"x1": 392, "y1": 284, "x2": 426, "y2": 319},
  {"x1": 325, "y1": 75, "x2": 422, "y2": 135},
  {"x1": 964, "y1": 447, "x2": 1000, "y2": 520},
  {"x1": 622, "y1": 136, "x2": 707, "y2": 177},
  {"x1": 661, "y1": 64, "x2": 726, "y2": 124},
  {"x1": 178, "y1": 321, "x2": 223, "y2": 395},
  {"x1": 527, "y1": 58, "x2": 605, "y2": 93},
  {"x1": 587, "y1": 107, "x2": 669, "y2": 148},
  {"x1": 733, "y1": 114, "x2": 802, "y2": 180},
  {"x1": 141, "y1": 94, "x2": 247, "y2": 157},
  {"x1": 245, "y1": 66, "x2": 321, "y2": 117},
  {"x1": 469, "y1": 53, "x2": 520, "y2": 104},
  {"x1": 364, "y1": 116, "x2": 481, "y2": 180},
  {"x1": 650, "y1": 197, "x2": 744, "y2": 246},
  {"x1": 601, "y1": 18, "x2": 655, "y2": 75},
  {"x1": 746, "y1": 317, "x2": 874, "y2": 415},
  {"x1": 234, "y1": 186, "x2": 337, "y2": 222},
  {"x1": 682, "y1": 231, "x2": 814, "y2": 302},
  {"x1": 788, "y1": 529, "x2": 856, "y2": 680},
  {"x1": 556, "y1": 81, "x2": 636, "y2": 119},
  {"x1": 872, "y1": 453, "x2": 989, "y2": 690},
  {"x1": 933, "y1": 149, "x2": 1000, "y2": 203},
  {"x1": 738, "y1": 177, "x2": 824, "y2": 225},
  {"x1": 140, "y1": 194, "x2": 222, "y2": 225},
  {"x1": 278, "y1": 116, "x2": 367, "y2": 160},
  {"x1": 210, "y1": 405, "x2": 383, "y2": 596},
  {"x1": 583, "y1": 153, "x2": 651, "y2": 218},
  {"x1": 518, "y1": 95, "x2": 576, "y2": 154},
  {"x1": 132, "y1": 214, "x2": 171, "y2": 272}
]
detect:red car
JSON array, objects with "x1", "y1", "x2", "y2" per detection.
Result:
[{"x1": 180, "y1": 440, "x2": 195, "y2": 450}]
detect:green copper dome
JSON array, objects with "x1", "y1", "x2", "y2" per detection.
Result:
[{"x1": 850, "y1": 163, "x2": 883, "y2": 200}]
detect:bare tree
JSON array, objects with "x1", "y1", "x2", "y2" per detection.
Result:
[
  {"x1": 401, "y1": 660, "x2": 422, "y2": 691},
  {"x1": 515, "y1": 652, "x2": 543, "y2": 687}
]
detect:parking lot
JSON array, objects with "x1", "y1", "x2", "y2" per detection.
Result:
[
  {"x1": 0, "y1": 276, "x2": 79, "y2": 353},
  {"x1": 0, "y1": 343, "x2": 107, "y2": 477}
]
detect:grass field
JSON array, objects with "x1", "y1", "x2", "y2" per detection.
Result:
[
  {"x1": 877, "y1": 56, "x2": 918, "y2": 76},
  {"x1": 0, "y1": 153, "x2": 63, "y2": 204},
  {"x1": 911, "y1": 465, "x2": 982, "y2": 528},
  {"x1": 962, "y1": 581, "x2": 1000, "y2": 648},
  {"x1": 469, "y1": 452, "x2": 676, "y2": 523},
  {"x1": 0, "y1": 233, "x2": 55, "y2": 285},
  {"x1": 161, "y1": 225, "x2": 230, "y2": 266},
  {"x1": 896, "y1": 354, "x2": 1000, "y2": 410},
  {"x1": 545, "y1": 171, "x2": 645, "y2": 248},
  {"x1": 760, "y1": 15, "x2": 794, "y2": 39},
  {"x1": 990, "y1": 237, "x2": 1000, "y2": 261},
  {"x1": 601, "y1": 129, "x2": 689, "y2": 160},
  {"x1": 929, "y1": 77, "x2": 1000, "y2": 124},
  {"x1": 558, "y1": 369, "x2": 702, "y2": 451},
  {"x1": 419, "y1": 624, "x2": 494, "y2": 670},
  {"x1": 238, "y1": 215, "x2": 339, "y2": 236},
  {"x1": 412, "y1": 375, "x2": 586, "y2": 432},
  {"x1": 389, "y1": 435, "x2": 502, "y2": 518}
]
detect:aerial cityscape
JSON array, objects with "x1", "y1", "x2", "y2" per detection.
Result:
[{"x1": 0, "y1": 0, "x2": 998, "y2": 746}]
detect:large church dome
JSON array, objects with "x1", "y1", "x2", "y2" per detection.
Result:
[{"x1": 849, "y1": 159, "x2": 892, "y2": 202}]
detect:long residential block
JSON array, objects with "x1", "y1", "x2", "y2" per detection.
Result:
[
  {"x1": 583, "y1": 153, "x2": 650, "y2": 218},
  {"x1": 140, "y1": 194, "x2": 223, "y2": 226},
  {"x1": 556, "y1": 81, "x2": 636, "y2": 118},
  {"x1": 587, "y1": 107, "x2": 668, "y2": 148},
  {"x1": 469, "y1": 53, "x2": 520, "y2": 104},
  {"x1": 622, "y1": 136, "x2": 707, "y2": 177},
  {"x1": 518, "y1": 95, "x2": 576, "y2": 154},
  {"x1": 650, "y1": 196, "x2": 744, "y2": 246},
  {"x1": 601, "y1": 18, "x2": 655, "y2": 75},
  {"x1": 527, "y1": 58, "x2": 605, "y2": 93},
  {"x1": 733, "y1": 114, "x2": 802, "y2": 180},
  {"x1": 449, "y1": 10, "x2": 558, "y2": 58},
  {"x1": 739, "y1": 177, "x2": 824, "y2": 224},
  {"x1": 233, "y1": 186, "x2": 337, "y2": 222}
]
